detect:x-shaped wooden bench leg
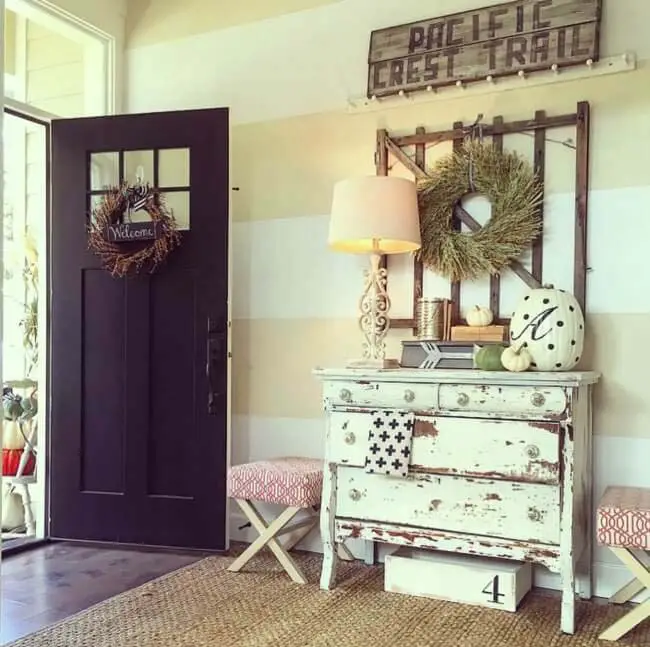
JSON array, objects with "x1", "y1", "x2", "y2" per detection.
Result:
[
  {"x1": 280, "y1": 507, "x2": 353, "y2": 561},
  {"x1": 600, "y1": 547, "x2": 650, "y2": 641},
  {"x1": 228, "y1": 499, "x2": 314, "y2": 584}
]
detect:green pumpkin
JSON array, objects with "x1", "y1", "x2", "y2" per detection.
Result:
[{"x1": 473, "y1": 344, "x2": 507, "y2": 371}]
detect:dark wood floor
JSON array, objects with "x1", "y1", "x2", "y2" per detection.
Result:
[{"x1": 1, "y1": 542, "x2": 204, "y2": 644}]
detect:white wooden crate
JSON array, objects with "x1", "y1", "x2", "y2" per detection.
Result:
[{"x1": 384, "y1": 547, "x2": 532, "y2": 612}]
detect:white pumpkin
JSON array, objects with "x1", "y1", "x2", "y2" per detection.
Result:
[
  {"x1": 509, "y1": 285, "x2": 584, "y2": 371},
  {"x1": 2, "y1": 420, "x2": 25, "y2": 450},
  {"x1": 501, "y1": 345, "x2": 532, "y2": 373},
  {"x1": 466, "y1": 305, "x2": 493, "y2": 327}
]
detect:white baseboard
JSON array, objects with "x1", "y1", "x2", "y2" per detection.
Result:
[{"x1": 229, "y1": 511, "x2": 647, "y2": 603}]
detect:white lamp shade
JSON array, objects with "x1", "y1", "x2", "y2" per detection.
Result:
[{"x1": 328, "y1": 176, "x2": 421, "y2": 254}]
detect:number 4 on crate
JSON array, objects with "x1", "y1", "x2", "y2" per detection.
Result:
[
  {"x1": 482, "y1": 575, "x2": 505, "y2": 605},
  {"x1": 385, "y1": 548, "x2": 532, "y2": 613}
]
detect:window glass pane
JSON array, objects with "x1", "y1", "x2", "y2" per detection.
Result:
[
  {"x1": 90, "y1": 153, "x2": 119, "y2": 190},
  {"x1": 128, "y1": 203, "x2": 152, "y2": 224},
  {"x1": 22, "y1": 17, "x2": 87, "y2": 117},
  {"x1": 124, "y1": 150, "x2": 154, "y2": 186},
  {"x1": 162, "y1": 192, "x2": 190, "y2": 230},
  {"x1": 159, "y1": 148, "x2": 189, "y2": 187},
  {"x1": 88, "y1": 193, "x2": 108, "y2": 226}
]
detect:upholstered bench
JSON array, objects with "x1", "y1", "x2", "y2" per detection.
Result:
[
  {"x1": 227, "y1": 457, "x2": 324, "y2": 584},
  {"x1": 597, "y1": 486, "x2": 650, "y2": 641}
]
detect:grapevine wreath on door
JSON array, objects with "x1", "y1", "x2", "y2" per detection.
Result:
[
  {"x1": 417, "y1": 139, "x2": 543, "y2": 283},
  {"x1": 87, "y1": 182, "x2": 182, "y2": 278}
]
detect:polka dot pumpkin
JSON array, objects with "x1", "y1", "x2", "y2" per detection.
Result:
[{"x1": 509, "y1": 286, "x2": 585, "y2": 372}]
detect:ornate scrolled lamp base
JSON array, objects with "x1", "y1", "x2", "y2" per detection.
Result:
[
  {"x1": 328, "y1": 175, "x2": 421, "y2": 369},
  {"x1": 346, "y1": 253, "x2": 400, "y2": 369}
]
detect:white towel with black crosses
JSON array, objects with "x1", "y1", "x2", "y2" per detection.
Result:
[{"x1": 364, "y1": 410, "x2": 414, "y2": 478}]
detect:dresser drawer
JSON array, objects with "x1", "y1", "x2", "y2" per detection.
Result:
[
  {"x1": 335, "y1": 466, "x2": 560, "y2": 545},
  {"x1": 323, "y1": 380, "x2": 437, "y2": 410},
  {"x1": 438, "y1": 384, "x2": 567, "y2": 417},
  {"x1": 328, "y1": 411, "x2": 560, "y2": 484}
]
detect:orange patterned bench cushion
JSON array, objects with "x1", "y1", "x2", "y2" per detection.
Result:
[
  {"x1": 597, "y1": 486, "x2": 650, "y2": 550},
  {"x1": 227, "y1": 457, "x2": 323, "y2": 508}
]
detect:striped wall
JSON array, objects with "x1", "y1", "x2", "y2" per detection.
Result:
[{"x1": 124, "y1": 0, "x2": 650, "y2": 597}]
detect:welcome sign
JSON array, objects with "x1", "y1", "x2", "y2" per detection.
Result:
[
  {"x1": 367, "y1": 0, "x2": 601, "y2": 98},
  {"x1": 103, "y1": 184, "x2": 162, "y2": 243},
  {"x1": 106, "y1": 221, "x2": 160, "y2": 242}
]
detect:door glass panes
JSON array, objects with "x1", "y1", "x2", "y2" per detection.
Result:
[
  {"x1": 88, "y1": 194, "x2": 105, "y2": 225},
  {"x1": 159, "y1": 148, "x2": 189, "y2": 187},
  {"x1": 162, "y1": 192, "x2": 190, "y2": 231},
  {"x1": 90, "y1": 152, "x2": 119, "y2": 190},
  {"x1": 124, "y1": 150, "x2": 154, "y2": 186},
  {"x1": 87, "y1": 148, "x2": 191, "y2": 231},
  {"x1": 159, "y1": 147, "x2": 190, "y2": 231}
]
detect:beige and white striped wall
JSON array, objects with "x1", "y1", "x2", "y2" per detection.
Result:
[{"x1": 124, "y1": 0, "x2": 650, "y2": 596}]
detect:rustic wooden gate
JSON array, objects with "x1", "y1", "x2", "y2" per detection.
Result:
[{"x1": 376, "y1": 101, "x2": 590, "y2": 334}]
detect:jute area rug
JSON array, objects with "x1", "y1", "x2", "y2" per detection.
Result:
[{"x1": 6, "y1": 549, "x2": 650, "y2": 647}]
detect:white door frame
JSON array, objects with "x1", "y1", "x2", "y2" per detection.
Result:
[{"x1": 1, "y1": 0, "x2": 6, "y2": 553}]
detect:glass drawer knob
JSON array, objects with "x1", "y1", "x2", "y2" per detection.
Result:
[
  {"x1": 531, "y1": 392, "x2": 546, "y2": 407},
  {"x1": 457, "y1": 392, "x2": 470, "y2": 406},
  {"x1": 404, "y1": 389, "x2": 416, "y2": 402},
  {"x1": 339, "y1": 388, "x2": 352, "y2": 402},
  {"x1": 344, "y1": 432, "x2": 356, "y2": 445},
  {"x1": 349, "y1": 489, "x2": 361, "y2": 502},
  {"x1": 528, "y1": 508, "x2": 542, "y2": 522},
  {"x1": 526, "y1": 445, "x2": 540, "y2": 459}
]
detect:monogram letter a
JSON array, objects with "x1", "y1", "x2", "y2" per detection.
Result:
[{"x1": 511, "y1": 306, "x2": 558, "y2": 342}]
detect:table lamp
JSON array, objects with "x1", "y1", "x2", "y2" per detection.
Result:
[{"x1": 329, "y1": 176, "x2": 421, "y2": 369}]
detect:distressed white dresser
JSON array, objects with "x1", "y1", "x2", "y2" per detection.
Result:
[{"x1": 314, "y1": 368, "x2": 600, "y2": 634}]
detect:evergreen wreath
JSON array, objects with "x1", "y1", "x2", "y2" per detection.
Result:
[
  {"x1": 87, "y1": 182, "x2": 182, "y2": 278},
  {"x1": 416, "y1": 139, "x2": 543, "y2": 282}
]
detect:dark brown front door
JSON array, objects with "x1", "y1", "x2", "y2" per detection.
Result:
[{"x1": 49, "y1": 109, "x2": 229, "y2": 550}]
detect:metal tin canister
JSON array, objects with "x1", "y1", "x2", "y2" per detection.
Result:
[{"x1": 416, "y1": 297, "x2": 443, "y2": 340}]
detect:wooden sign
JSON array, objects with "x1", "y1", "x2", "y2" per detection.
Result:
[
  {"x1": 367, "y1": 0, "x2": 601, "y2": 98},
  {"x1": 105, "y1": 221, "x2": 160, "y2": 242}
]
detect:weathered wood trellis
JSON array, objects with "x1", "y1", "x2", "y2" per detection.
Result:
[{"x1": 376, "y1": 100, "x2": 590, "y2": 334}]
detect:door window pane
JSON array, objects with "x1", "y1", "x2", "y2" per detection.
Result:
[
  {"x1": 90, "y1": 153, "x2": 119, "y2": 190},
  {"x1": 124, "y1": 150, "x2": 154, "y2": 186},
  {"x1": 88, "y1": 194, "x2": 107, "y2": 225},
  {"x1": 159, "y1": 148, "x2": 189, "y2": 188},
  {"x1": 162, "y1": 192, "x2": 190, "y2": 231}
]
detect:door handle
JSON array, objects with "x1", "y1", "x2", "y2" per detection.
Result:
[
  {"x1": 206, "y1": 337, "x2": 225, "y2": 414},
  {"x1": 206, "y1": 316, "x2": 227, "y2": 415}
]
